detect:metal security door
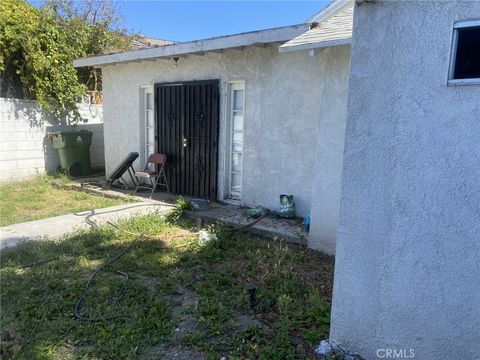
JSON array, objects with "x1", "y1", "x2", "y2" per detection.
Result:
[{"x1": 156, "y1": 80, "x2": 219, "y2": 200}]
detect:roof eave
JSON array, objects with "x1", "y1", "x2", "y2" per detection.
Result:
[
  {"x1": 74, "y1": 23, "x2": 310, "y2": 68},
  {"x1": 279, "y1": 37, "x2": 351, "y2": 53},
  {"x1": 307, "y1": 0, "x2": 353, "y2": 23}
]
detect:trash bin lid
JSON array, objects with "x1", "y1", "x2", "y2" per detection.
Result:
[{"x1": 49, "y1": 130, "x2": 93, "y2": 135}]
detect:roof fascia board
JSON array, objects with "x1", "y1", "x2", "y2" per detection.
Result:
[
  {"x1": 73, "y1": 24, "x2": 309, "y2": 68},
  {"x1": 279, "y1": 38, "x2": 351, "y2": 53},
  {"x1": 307, "y1": 0, "x2": 352, "y2": 23}
]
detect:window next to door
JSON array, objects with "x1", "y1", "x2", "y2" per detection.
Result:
[
  {"x1": 142, "y1": 86, "x2": 155, "y2": 167},
  {"x1": 226, "y1": 81, "x2": 245, "y2": 201}
]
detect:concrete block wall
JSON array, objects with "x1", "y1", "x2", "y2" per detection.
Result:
[{"x1": 0, "y1": 98, "x2": 104, "y2": 182}]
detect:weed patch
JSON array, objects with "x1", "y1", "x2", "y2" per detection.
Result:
[{"x1": 1, "y1": 214, "x2": 334, "y2": 359}]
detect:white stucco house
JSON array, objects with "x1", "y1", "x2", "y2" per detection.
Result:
[
  {"x1": 74, "y1": 0, "x2": 354, "y2": 255},
  {"x1": 331, "y1": 1, "x2": 480, "y2": 359},
  {"x1": 74, "y1": 0, "x2": 480, "y2": 358}
]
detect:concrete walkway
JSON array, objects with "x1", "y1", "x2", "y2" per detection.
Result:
[
  {"x1": 0, "y1": 203, "x2": 173, "y2": 250},
  {"x1": 185, "y1": 205, "x2": 307, "y2": 246}
]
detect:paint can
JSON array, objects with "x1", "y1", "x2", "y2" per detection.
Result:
[{"x1": 279, "y1": 194, "x2": 296, "y2": 218}]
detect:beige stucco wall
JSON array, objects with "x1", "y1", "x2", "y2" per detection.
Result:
[{"x1": 102, "y1": 45, "x2": 350, "y2": 248}]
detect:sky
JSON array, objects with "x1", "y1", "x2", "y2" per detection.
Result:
[
  {"x1": 32, "y1": 1, "x2": 329, "y2": 42},
  {"x1": 118, "y1": 1, "x2": 328, "y2": 42}
]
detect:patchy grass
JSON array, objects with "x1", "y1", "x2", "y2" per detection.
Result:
[
  {"x1": 0, "y1": 214, "x2": 334, "y2": 359},
  {"x1": 0, "y1": 175, "x2": 130, "y2": 226}
]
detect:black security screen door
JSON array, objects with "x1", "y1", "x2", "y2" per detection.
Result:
[{"x1": 155, "y1": 80, "x2": 219, "y2": 200}]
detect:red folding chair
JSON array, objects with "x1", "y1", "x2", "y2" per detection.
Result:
[{"x1": 133, "y1": 154, "x2": 169, "y2": 199}]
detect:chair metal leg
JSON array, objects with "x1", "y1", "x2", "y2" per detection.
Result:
[
  {"x1": 150, "y1": 175, "x2": 160, "y2": 199},
  {"x1": 162, "y1": 172, "x2": 169, "y2": 193},
  {"x1": 133, "y1": 180, "x2": 140, "y2": 195}
]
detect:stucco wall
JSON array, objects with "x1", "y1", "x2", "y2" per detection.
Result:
[
  {"x1": 102, "y1": 45, "x2": 350, "y2": 222},
  {"x1": 308, "y1": 45, "x2": 350, "y2": 254},
  {"x1": 331, "y1": 1, "x2": 480, "y2": 359},
  {"x1": 0, "y1": 98, "x2": 104, "y2": 182}
]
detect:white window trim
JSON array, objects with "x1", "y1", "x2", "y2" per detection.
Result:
[
  {"x1": 447, "y1": 19, "x2": 480, "y2": 86},
  {"x1": 225, "y1": 81, "x2": 245, "y2": 202},
  {"x1": 141, "y1": 85, "x2": 155, "y2": 167}
]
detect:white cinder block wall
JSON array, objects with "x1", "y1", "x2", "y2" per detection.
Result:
[
  {"x1": 0, "y1": 98, "x2": 104, "y2": 182},
  {"x1": 331, "y1": 1, "x2": 480, "y2": 359},
  {"x1": 102, "y1": 45, "x2": 350, "y2": 236}
]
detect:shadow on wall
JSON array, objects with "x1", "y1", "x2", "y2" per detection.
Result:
[
  {"x1": 7, "y1": 97, "x2": 71, "y2": 127},
  {"x1": 0, "y1": 97, "x2": 104, "y2": 182}
]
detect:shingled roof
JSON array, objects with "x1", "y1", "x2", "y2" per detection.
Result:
[
  {"x1": 279, "y1": 1, "x2": 353, "y2": 52},
  {"x1": 130, "y1": 35, "x2": 173, "y2": 50}
]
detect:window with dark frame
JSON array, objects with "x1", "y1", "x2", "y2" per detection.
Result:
[{"x1": 450, "y1": 23, "x2": 480, "y2": 81}]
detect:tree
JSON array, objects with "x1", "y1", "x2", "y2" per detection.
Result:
[
  {"x1": 44, "y1": 0, "x2": 130, "y2": 92},
  {"x1": 0, "y1": 0, "x2": 130, "y2": 123}
]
